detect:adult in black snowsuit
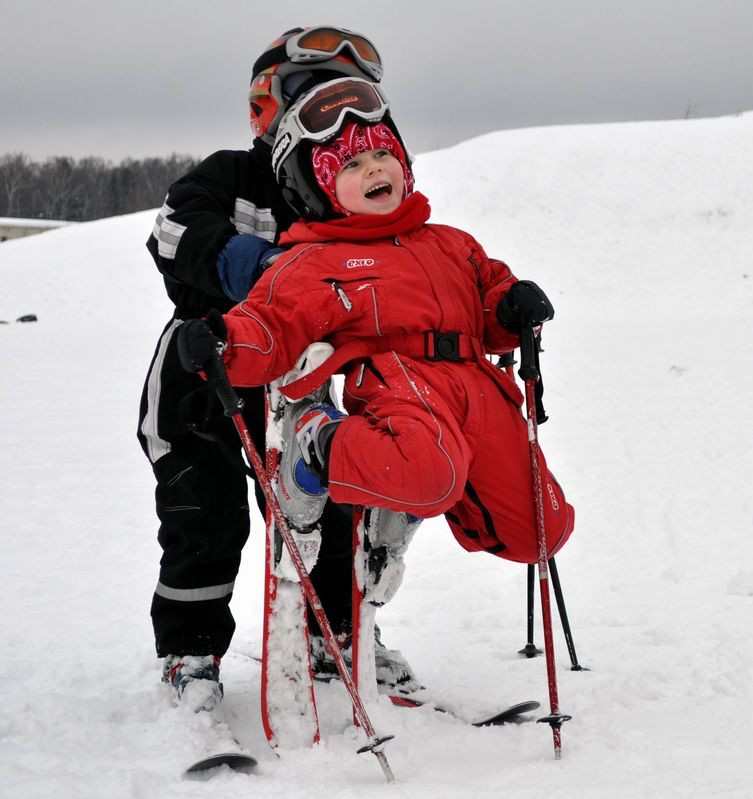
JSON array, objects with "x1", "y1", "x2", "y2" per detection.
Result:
[{"x1": 137, "y1": 28, "x2": 408, "y2": 693}]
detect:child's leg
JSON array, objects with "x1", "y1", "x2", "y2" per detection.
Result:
[
  {"x1": 445, "y1": 369, "x2": 574, "y2": 563},
  {"x1": 328, "y1": 355, "x2": 471, "y2": 517}
]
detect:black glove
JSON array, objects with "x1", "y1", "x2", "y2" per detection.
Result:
[
  {"x1": 496, "y1": 280, "x2": 554, "y2": 333},
  {"x1": 176, "y1": 308, "x2": 228, "y2": 373}
]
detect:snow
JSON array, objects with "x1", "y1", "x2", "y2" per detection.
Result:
[{"x1": 2, "y1": 111, "x2": 753, "y2": 797}]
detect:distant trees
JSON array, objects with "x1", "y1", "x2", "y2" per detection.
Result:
[{"x1": 0, "y1": 153, "x2": 200, "y2": 222}]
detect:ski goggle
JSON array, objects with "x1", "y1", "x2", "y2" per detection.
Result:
[
  {"x1": 284, "y1": 27, "x2": 383, "y2": 81},
  {"x1": 272, "y1": 78, "x2": 390, "y2": 176}
]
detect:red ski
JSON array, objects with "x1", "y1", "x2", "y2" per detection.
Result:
[{"x1": 260, "y1": 376, "x2": 320, "y2": 749}]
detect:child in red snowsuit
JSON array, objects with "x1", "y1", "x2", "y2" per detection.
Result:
[{"x1": 179, "y1": 112, "x2": 574, "y2": 564}]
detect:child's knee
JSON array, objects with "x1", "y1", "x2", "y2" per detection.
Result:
[{"x1": 328, "y1": 413, "x2": 468, "y2": 514}]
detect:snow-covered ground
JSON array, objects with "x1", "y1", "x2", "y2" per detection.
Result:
[{"x1": 2, "y1": 112, "x2": 752, "y2": 798}]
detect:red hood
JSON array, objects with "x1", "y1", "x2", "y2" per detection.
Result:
[{"x1": 280, "y1": 192, "x2": 431, "y2": 244}]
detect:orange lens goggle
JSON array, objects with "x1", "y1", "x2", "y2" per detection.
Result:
[{"x1": 286, "y1": 27, "x2": 383, "y2": 80}]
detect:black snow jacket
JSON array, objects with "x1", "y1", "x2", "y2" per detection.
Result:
[{"x1": 146, "y1": 141, "x2": 299, "y2": 320}]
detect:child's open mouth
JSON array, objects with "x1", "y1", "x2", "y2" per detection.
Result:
[{"x1": 364, "y1": 182, "x2": 392, "y2": 199}]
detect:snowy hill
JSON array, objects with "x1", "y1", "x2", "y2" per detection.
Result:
[{"x1": 2, "y1": 112, "x2": 752, "y2": 798}]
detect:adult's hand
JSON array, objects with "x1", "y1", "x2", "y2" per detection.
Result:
[{"x1": 176, "y1": 309, "x2": 227, "y2": 373}]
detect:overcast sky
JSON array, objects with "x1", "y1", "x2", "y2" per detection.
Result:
[{"x1": 3, "y1": 0, "x2": 752, "y2": 162}]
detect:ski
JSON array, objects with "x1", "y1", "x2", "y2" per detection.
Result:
[
  {"x1": 186, "y1": 752, "x2": 258, "y2": 775},
  {"x1": 245, "y1": 652, "x2": 539, "y2": 728},
  {"x1": 474, "y1": 701, "x2": 541, "y2": 726},
  {"x1": 260, "y1": 375, "x2": 320, "y2": 750},
  {"x1": 351, "y1": 506, "x2": 419, "y2": 707},
  {"x1": 260, "y1": 343, "x2": 345, "y2": 749},
  {"x1": 180, "y1": 709, "x2": 259, "y2": 776},
  {"x1": 387, "y1": 696, "x2": 541, "y2": 726}
]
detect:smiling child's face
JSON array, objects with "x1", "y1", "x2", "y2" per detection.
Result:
[{"x1": 333, "y1": 148, "x2": 405, "y2": 215}]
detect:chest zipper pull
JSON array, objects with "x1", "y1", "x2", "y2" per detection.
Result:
[
  {"x1": 356, "y1": 362, "x2": 366, "y2": 387},
  {"x1": 331, "y1": 280, "x2": 353, "y2": 312}
]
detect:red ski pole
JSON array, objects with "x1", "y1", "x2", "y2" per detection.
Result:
[
  {"x1": 518, "y1": 327, "x2": 571, "y2": 759},
  {"x1": 205, "y1": 347, "x2": 396, "y2": 783}
]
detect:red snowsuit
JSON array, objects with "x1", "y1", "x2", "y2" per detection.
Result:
[{"x1": 221, "y1": 192, "x2": 574, "y2": 563}]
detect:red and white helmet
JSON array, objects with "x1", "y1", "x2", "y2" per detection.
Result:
[{"x1": 249, "y1": 26, "x2": 383, "y2": 144}]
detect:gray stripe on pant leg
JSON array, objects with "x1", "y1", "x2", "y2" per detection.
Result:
[
  {"x1": 155, "y1": 580, "x2": 235, "y2": 602},
  {"x1": 141, "y1": 318, "x2": 182, "y2": 463}
]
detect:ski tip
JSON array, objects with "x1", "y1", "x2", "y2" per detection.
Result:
[
  {"x1": 186, "y1": 752, "x2": 258, "y2": 775},
  {"x1": 473, "y1": 700, "x2": 542, "y2": 727},
  {"x1": 387, "y1": 695, "x2": 424, "y2": 708}
]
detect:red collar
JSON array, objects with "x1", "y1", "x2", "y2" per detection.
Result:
[{"x1": 281, "y1": 192, "x2": 431, "y2": 244}]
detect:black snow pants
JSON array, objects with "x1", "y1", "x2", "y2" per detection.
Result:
[{"x1": 137, "y1": 319, "x2": 352, "y2": 658}]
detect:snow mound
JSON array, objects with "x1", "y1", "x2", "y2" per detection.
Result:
[{"x1": 1, "y1": 112, "x2": 752, "y2": 797}]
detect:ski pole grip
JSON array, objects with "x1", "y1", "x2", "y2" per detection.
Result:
[
  {"x1": 518, "y1": 326, "x2": 539, "y2": 381},
  {"x1": 206, "y1": 347, "x2": 245, "y2": 417}
]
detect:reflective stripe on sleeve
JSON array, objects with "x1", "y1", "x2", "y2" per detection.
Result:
[
  {"x1": 232, "y1": 198, "x2": 276, "y2": 241},
  {"x1": 152, "y1": 200, "x2": 187, "y2": 260}
]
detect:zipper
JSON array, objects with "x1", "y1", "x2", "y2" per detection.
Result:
[{"x1": 326, "y1": 279, "x2": 353, "y2": 312}]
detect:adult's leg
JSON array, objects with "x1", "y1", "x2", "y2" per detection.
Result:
[
  {"x1": 138, "y1": 320, "x2": 255, "y2": 657},
  {"x1": 307, "y1": 501, "x2": 354, "y2": 636}
]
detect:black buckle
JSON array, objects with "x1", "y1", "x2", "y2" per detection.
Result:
[{"x1": 425, "y1": 331, "x2": 463, "y2": 362}]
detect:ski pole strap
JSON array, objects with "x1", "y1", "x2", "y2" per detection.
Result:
[
  {"x1": 280, "y1": 331, "x2": 483, "y2": 401},
  {"x1": 518, "y1": 327, "x2": 538, "y2": 380},
  {"x1": 205, "y1": 345, "x2": 245, "y2": 417},
  {"x1": 518, "y1": 327, "x2": 548, "y2": 425}
]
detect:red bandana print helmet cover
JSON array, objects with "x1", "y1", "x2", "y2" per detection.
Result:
[{"x1": 311, "y1": 121, "x2": 413, "y2": 216}]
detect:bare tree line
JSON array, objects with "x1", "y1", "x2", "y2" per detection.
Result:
[{"x1": 0, "y1": 153, "x2": 201, "y2": 222}]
